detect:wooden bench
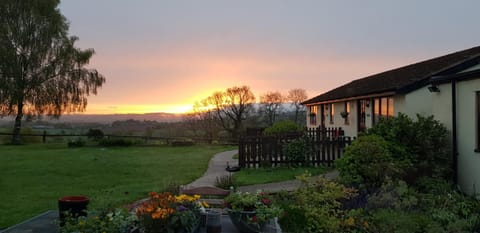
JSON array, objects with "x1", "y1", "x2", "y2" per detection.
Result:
[{"x1": 180, "y1": 186, "x2": 231, "y2": 207}]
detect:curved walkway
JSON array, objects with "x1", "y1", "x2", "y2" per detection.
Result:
[
  {"x1": 185, "y1": 150, "x2": 238, "y2": 188},
  {"x1": 185, "y1": 150, "x2": 339, "y2": 193}
]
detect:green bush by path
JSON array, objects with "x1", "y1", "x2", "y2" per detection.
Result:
[{"x1": 0, "y1": 144, "x2": 233, "y2": 228}]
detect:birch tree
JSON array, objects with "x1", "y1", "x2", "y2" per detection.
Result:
[{"x1": 0, "y1": 0, "x2": 105, "y2": 144}]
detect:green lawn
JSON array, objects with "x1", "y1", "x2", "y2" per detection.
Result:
[
  {"x1": 233, "y1": 166, "x2": 330, "y2": 186},
  {"x1": 0, "y1": 144, "x2": 233, "y2": 228}
]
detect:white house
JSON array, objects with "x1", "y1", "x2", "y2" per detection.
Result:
[{"x1": 302, "y1": 46, "x2": 480, "y2": 196}]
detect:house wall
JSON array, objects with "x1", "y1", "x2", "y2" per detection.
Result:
[
  {"x1": 325, "y1": 101, "x2": 358, "y2": 137},
  {"x1": 402, "y1": 79, "x2": 480, "y2": 196},
  {"x1": 307, "y1": 100, "x2": 365, "y2": 137},
  {"x1": 402, "y1": 85, "x2": 453, "y2": 132},
  {"x1": 456, "y1": 78, "x2": 480, "y2": 196}
]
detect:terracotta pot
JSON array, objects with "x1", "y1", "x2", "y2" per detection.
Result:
[{"x1": 58, "y1": 196, "x2": 89, "y2": 223}]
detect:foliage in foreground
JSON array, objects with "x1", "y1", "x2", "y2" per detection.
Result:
[
  {"x1": 336, "y1": 114, "x2": 451, "y2": 190},
  {"x1": 367, "y1": 113, "x2": 451, "y2": 182},
  {"x1": 322, "y1": 114, "x2": 480, "y2": 232},
  {"x1": 61, "y1": 209, "x2": 137, "y2": 233},
  {"x1": 276, "y1": 174, "x2": 480, "y2": 233},
  {"x1": 276, "y1": 175, "x2": 363, "y2": 233},
  {"x1": 136, "y1": 192, "x2": 203, "y2": 233}
]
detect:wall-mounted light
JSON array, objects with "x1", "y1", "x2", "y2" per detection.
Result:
[
  {"x1": 365, "y1": 101, "x2": 370, "y2": 108},
  {"x1": 428, "y1": 84, "x2": 440, "y2": 93}
]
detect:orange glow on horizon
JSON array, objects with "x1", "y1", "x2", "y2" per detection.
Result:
[{"x1": 84, "y1": 104, "x2": 193, "y2": 114}]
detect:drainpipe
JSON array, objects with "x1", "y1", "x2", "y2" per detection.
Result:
[{"x1": 451, "y1": 80, "x2": 458, "y2": 184}]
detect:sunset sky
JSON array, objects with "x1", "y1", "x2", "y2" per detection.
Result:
[{"x1": 59, "y1": 0, "x2": 480, "y2": 114}]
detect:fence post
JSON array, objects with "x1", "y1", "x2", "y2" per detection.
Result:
[
  {"x1": 42, "y1": 130, "x2": 47, "y2": 144},
  {"x1": 239, "y1": 137, "x2": 245, "y2": 168}
]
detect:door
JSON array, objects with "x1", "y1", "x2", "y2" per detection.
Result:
[{"x1": 357, "y1": 99, "x2": 367, "y2": 133}]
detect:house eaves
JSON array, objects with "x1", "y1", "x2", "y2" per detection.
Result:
[{"x1": 303, "y1": 46, "x2": 480, "y2": 105}]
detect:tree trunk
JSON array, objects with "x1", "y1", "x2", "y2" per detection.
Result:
[
  {"x1": 12, "y1": 102, "x2": 24, "y2": 144},
  {"x1": 294, "y1": 108, "x2": 299, "y2": 124}
]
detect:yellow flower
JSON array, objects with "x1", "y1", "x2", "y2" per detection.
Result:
[
  {"x1": 202, "y1": 201, "x2": 209, "y2": 208},
  {"x1": 345, "y1": 217, "x2": 355, "y2": 226},
  {"x1": 363, "y1": 221, "x2": 369, "y2": 228}
]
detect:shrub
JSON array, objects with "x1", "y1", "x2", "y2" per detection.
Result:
[
  {"x1": 86, "y1": 128, "x2": 104, "y2": 141},
  {"x1": 282, "y1": 137, "x2": 311, "y2": 166},
  {"x1": 336, "y1": 135, "x2": 399, "y2": 189},
  {"x1": 278, "y1": 174, "x2": 358, "y2": 233},
  {"x1": 366, "y1": 179, "x2": 418, "y2": 211},
  {"x1": 369, "y1": 209, "x2": 433, "y2": 233},
  {"x1": 368, "y1": 114, "x2": 451, "y2": 182},
  {"x1": 416, "y1": 178, "x2": 480, "y2": 232},
  {"x1": 264, "y1": 120, "x2": 303, "y2": 135},
  {"x1": 67, "y1": 138, "x2": 86, "y2": 148},
  {"x1": 170, "y1": 139, "x2": 194, "y2": 147},
  {"x1": 99, "y1": 138, "x2": 135, "y2": 147}
]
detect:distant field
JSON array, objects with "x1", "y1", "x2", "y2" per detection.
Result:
[{"x1": 0, "y1": 144, "x2": 234, "y2": 229}]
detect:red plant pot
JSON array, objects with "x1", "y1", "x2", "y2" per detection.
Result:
[{"x1": 58, "y1": 196, "x2": 89, "y2": 223}]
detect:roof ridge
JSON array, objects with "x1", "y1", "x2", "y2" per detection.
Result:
[{"x1": 303, "y1": 46, "x2": 480, "y2": 105}]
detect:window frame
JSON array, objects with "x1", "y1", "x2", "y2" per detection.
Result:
[
  {"x1": 309, "y1": 105, "x2": 317, "y2": 125},
  {"x1": 329, "y1": 103, "x2": 334, "y2": 124},
  {"x1": 373, "y1": 96, "x2": 394, "y2": 124},
  {"x1": 343, "y1": 101, "x2": 350, "y2": 125}
]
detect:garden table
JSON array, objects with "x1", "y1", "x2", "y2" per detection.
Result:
[{"x1": 0, "y1": 210, "x2": 244, "y2": 233}]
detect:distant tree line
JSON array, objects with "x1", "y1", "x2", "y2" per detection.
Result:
[{"x1": 183, "y1": 86, "x2": 308, "y2": 142}]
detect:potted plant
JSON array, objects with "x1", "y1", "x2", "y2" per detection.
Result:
[
  {"x1": 58, "y1": 195, "x2": 89, "y2": 225},
  {"x1": 136, "y1": 192, "x2": 205, "y2": 233},
  {"x1": 60, "y1": 208, "x2": 138, "y2": 233},
  {"x1": 224, "y1": 191, "x2": 282, "y2": 233},
  {"x1": 340, "y1": 111, "x2": 349, "y2": 119}
]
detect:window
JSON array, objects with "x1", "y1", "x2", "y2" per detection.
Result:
[
  {"x1": 477, "y1": 92, "x2": 480, "y2": 151},
  {"x1": 309, "y1": 105, "x2": 318, "y2": 125},
  {"x1": 343, "y1": 102, "x2": 350, "y2": 125},
  {"x1": 329, "y1": 103, "x2": 334, "y2": 124},
  {"x1": 373, "y1": 96, "x2": 394, "y2": 124}
]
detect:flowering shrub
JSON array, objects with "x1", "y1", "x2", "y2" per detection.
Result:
[{"x1": 136, "y1": 192, "x2": 204, "y2": 233}]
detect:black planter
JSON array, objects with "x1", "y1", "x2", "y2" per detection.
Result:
[
  {"x1": 227, "y1": 210, "x2": 265, "y2": 233},
  {"x1": 58, "y1": 196, "x2": 89, "y2": 224}
]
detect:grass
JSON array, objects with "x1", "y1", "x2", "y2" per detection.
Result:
[
  {"x1": 0, "y1": 143, "x2": 234, "y2": 228},
  {"x1": 233, "y1": 166, "x2": 331, "y2": 186}
]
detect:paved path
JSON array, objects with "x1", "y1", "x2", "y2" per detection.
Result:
[
  {"x1": 185, "y1": 150, "x2": 238, "y2": 188},
  {"x1": 185, "y1": 149, "x2": 339, "y2": 193}
]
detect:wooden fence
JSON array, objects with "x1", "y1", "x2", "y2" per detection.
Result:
[
  {"x1": 238, "y1": 127, "x2": 352, "y2": 168},
  {"x1": 0, "y1": 132, "x2": 234, "y2": 145}
]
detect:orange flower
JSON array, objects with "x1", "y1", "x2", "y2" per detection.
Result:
[{"x1": 151, "y1": 211, "x2": 162, "y2": 219}]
